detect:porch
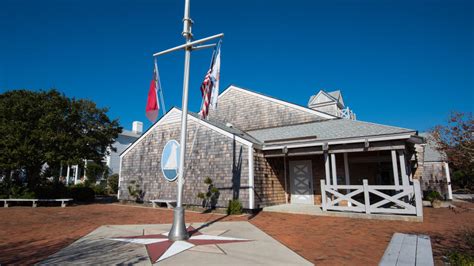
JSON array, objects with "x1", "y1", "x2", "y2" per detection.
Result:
[{"x1": 256, "y1": 136, "x2": 424, "y2": 219}]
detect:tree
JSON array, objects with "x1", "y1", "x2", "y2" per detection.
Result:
[
  {"x1": 432, "y1": 111, "x2": 473, "y2": 188},
  {"x1": 0, "y1": 89, "x2": 122, "y2": 191}
]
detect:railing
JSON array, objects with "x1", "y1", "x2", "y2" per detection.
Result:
[{"x1": 321, "y1": 179, "x2": 423, "y2": 217}]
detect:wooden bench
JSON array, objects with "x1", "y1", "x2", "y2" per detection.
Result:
[
  {"x1": 150, "y1": 199, "x2": 176, "y2": 209},
  {"x1": 2, "y1": 199, "x2": 73, "y2": 208},
  {"x1": 379, "y1": 233, "x2": 434, "y2": 266}
]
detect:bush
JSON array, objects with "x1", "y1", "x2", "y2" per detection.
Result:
[
  {"x1": 91, "y1": 183, "x2": 107, "y2": 196},
  {"x1": 227, "y1": 199, "x2": 243, "y2": 215},
  {"x1": 426, "y1": 191, "x2": 443, "y2": 202},
  {"x1": 196, "y1": 177, "x2": 220, "y2": 209},
  {"x1": 69, "y1": 184, "x2": 95, "y2": 202},
  {"x1": 108, "y1": 174, "x2": 119, "y2": 194}
]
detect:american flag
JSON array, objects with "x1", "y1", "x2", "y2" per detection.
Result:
[
  {"x1": 199, "y1": 68, "x2": 213, "y2": 119},
  {"x1": 199, "y1": 41, "x2": 221, "y2": 119}
]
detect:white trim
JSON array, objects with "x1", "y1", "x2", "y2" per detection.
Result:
[
  {"x1": 120, "y1": 108, "x2": 254, "y2": 159},
  {"x1": 444, "y1": 162, "x2": 453, "y2": 200},
  {"x1": 248, "y1": 145, "x2": 255, "y2": 209},
  {"x1": 187, "y1": 113, "x2": 254, "y2": 147},
  {"x1": 219, "y1": 85, "x2": 336, "y2": 119},
  {"x1": 262, "y1": 134, "x2": 414, "y2": 150},
  {"x1": 118, "y1": 156, "x2": 122, "y2": 199},
  {"x1": 391, "y1": 150, "x2": 400, "y2": 187},
  {"x1": 120, "y1": 108, "x2": 181, "y2": 158},
  {"x1": 331, "y1": 153, "x2": 337, "y2": 186}
]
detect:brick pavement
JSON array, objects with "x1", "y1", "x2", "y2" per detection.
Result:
[{"x1": 0, "y1": 202, "x2": 472, "y2": 265}]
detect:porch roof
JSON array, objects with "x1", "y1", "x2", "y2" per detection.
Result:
[{"x1": 247, "y1": 119, "x2": 417, "y2": 147}]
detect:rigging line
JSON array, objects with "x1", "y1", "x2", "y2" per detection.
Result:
[
  {"x1": 154, "y1": 57, "x2": 167, "y2": 116},
  {"x1": 185, "y1": 45, "x2": 218, "y2": 176}
]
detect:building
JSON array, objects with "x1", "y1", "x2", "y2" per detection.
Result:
[
  {"x1": 118, "y1": 85, "x2": 425, "y2": 217},
  {"x1": 105, "y1": 121, "x2": 143, "y2": 175},
  {"x1": 415, "y1": 133, "x2": 453, "y2": 200},
  {"x1": 64, "y1": 121, "x2": 143, "y2": 185}
]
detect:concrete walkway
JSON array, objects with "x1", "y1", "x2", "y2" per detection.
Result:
[
  {"x1": 263, "y1": 204, "x2": 422, "y2": 222},
  {"x1": 40, "y1": 221, "x2": 312, "y2": 265}
]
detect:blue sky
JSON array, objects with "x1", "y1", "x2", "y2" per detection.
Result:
[{"x1": 1, "y1": 0, "x2": 473, "y2": 132}]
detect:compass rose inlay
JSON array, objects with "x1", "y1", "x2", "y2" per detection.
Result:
[{"x1": 108, "y1": 226, "x2": 252, "y2": 263}]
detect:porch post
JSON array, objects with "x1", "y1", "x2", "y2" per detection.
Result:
[
  {"x1": 444, "y1": 162, "x2": 453, "y2": 200},
  {"x1": 66, "y1": 165, "x2": 70, "y2": 185},
  {"x1": 74, "y1": 165, "x2": 79, "y2": 184},
  {"x1": 324, "y1": 152, "x2": 331, "y2": 185},
  {"x1": 284, "y1": 154, "x2": 289, "y2": 204},
  {"x1": 397, "y1": 151, "x2": 409, "y2": 187},
  {"x1": 331, "y1": 153, "x2": 337, "y2": 186},
  {"x1": 391, "y1": 150, "x2": 400, "y2": 188},
  {"x1": 343, "y1": 153, "x2": 350, "y2": 190},
  {"x1": 344, "y1": 153, "x2": 351, "y2": 207}
]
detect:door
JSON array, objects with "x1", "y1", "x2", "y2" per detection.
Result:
[{"x1": 290, "y1": 160, "x2": 314, "y2": 204}]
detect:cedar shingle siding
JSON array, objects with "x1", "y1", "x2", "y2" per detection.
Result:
[
  {"x1": 119, "y1": 117, "x2": 250, "y2": 208},
  {"x1": 209, "y1": 88, "x2": 325, "y2": 131}
]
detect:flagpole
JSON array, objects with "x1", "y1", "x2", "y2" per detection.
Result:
[{"x1": 168, "y1": 0, "x2": 192, "y2": 241}]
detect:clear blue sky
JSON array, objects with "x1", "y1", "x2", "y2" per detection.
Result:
[{"x1": 1, "y1": 0, "x2": 473, "y2": 132}]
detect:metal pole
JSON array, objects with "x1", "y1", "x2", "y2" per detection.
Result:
[{"x1": 168, "y1": 0, "x2": 192, "y2": 241}]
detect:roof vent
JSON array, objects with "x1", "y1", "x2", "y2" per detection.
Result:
[{"x1": 226, "y1": 122, "x2": 234, "y2": 128}]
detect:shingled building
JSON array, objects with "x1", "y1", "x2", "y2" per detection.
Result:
[{"x1": 118, "y1": 85, "x2": 425, "y2": 217}]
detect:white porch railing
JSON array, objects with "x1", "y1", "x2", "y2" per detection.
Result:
[{"x1": 321, "y1": 179, "x2": 423, "y2": 217}]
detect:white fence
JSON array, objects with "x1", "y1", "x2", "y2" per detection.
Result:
[{"x1": 321, "y1": 179, "x2": 423, "y2": 217}]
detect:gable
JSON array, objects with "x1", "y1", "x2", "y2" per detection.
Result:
[
  {"x1": 120, "y1": 108, "x2": 254, "y2": 158},
  {"x1": 209, "y1": 85, "x2": 335, "y2": 131}
]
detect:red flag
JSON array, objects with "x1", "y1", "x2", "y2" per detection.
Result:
[{"x1": 146, "y1": 69, "x2": 159, "y2": 122}]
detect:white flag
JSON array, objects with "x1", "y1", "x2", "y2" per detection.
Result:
[{"x1": 209, "y1": 42, "x2": 221, "y2": 110}]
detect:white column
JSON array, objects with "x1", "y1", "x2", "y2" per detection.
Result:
[
  {"x1": 66, "y1": 165, "x2": 71, "y2": 185},
  {"x1": 324, "y1": 152, "x2": 331, "y2": 185},
  {"x1": 331, "y1": 153, "x2": 337, "y2": 186},
  {"x1": 344, "y1": 153, "x2": 350, "y2": 189},
  {"x1": 398, "y1": 151, "x2": 409, "y2": 187},
  {"x1": 84, "y1": 159, "x2": 88, "y2": 180},
  {"x1": 344, "y1": 153, "x2": 351, "y2": 207},
  {"x1": 444, "y1": 162, "x2": 453, "y2": 200},
  {"x1": 74, "y1": 165, "x2": 79, "y2": 184},
  {"x1": 391, "y1": 150, "x2": 400, "y2": 188},
  {"x1": 248, "y1": 146, "x2": 255, "y2": 209}
]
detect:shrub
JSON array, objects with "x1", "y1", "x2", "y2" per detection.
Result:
[
  {"x1": 107, "y1": 174, "x2": 119, "y2": 194},
  {"x1": 227, "y1": 199, "x2": 243, "y2": 215},
  {"x1": 128, "y1": 180, "x2": 143, "y2": 202},
  {"x1": 91, "y1": 183, "x2": 107, "y2": 196},
  {"x1": 426, "y1": 191, "x2": 443, "y2": 202},
  {"x1": 69, "y1": 184, "x2": 95, "y2": 202},
  {"x1": 196, "y1": 177, "x2": 220, "y2": 209}
]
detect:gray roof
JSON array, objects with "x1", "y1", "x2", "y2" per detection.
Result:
[
  {"x1": 419, "y1": 133, "x2": 445, "y2": 162},
  {"x1": 247, "y1": 119, "x2": 416, "y2": 143},
  {"x1": 120, "y1": 129, "x2": 141, "y2": 138},
  {"x1": 188, "y1": 112, "x2": 262, "y2": 145}
]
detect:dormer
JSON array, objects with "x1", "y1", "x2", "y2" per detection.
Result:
[{"x1": 308, "y1": 90, "x2": 356, "y2": 120}]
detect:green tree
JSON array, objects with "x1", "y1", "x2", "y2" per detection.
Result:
[{"x1": 0, "y1": 89, "x2": 122, "y2": 191}]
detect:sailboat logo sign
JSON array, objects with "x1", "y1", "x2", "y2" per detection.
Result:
[{"x1": 161, "y1": 140, "x2": 180, "y2": 182}]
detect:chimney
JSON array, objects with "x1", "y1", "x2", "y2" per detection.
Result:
[{"x1": 132, "y1": 121, "x2": 143, "y2": 135}]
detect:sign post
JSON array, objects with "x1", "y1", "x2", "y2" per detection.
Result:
[{"x1": 153, "y1": 0, "x2": 223, "y2": 241}]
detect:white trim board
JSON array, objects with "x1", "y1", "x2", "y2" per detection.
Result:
[
  {"x1": 262, "y1": 133, "x2": 415, "y2": 150},
  {"x1": 120, "y1": 108, "x2": 254, "y2": 158},
  {"x1": 219, "y1": 85, "x2": 336, "y2": 119}
]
